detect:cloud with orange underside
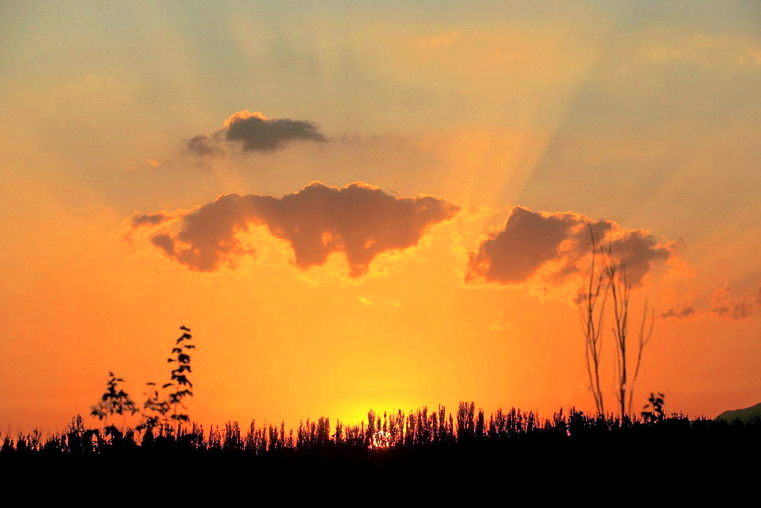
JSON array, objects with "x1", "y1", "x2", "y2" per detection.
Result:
[{"x1": 141, "y1": 182, "x2": 460, "y2": 277}]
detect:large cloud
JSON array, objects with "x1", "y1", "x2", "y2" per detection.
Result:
[
  {"x1": 184, "y1": 110, "x2": 327, "y2": 157},
  {"x1": 466, "y1": 206, "x2": 672, "y2": 290},
  {"x1": 146, "y1": 182, "x2": 459, "y2": 276}
]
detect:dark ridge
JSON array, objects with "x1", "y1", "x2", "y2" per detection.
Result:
[{"x1": 716, "y1": 402, "x2": 761, "y2": 423}]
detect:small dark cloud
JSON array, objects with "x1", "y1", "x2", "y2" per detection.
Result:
[
  {"x1": 144, "y1": 182, "x2": 459, "y2": 275},
  {"x1": 711, "y1": 286, "x2": 761, "y2": 320},
  {"x1": 184, "y1": 110, "x2": 327, "y2": 158},
  {"x1": 657, "y1": 306, "x2": 696, "y2": 320},
  {"x1": 466, "y1": 206, "x2": 672, "y2": 289},
  {"x1": 131, "y1": 212, "x2": 171, "y2": 228},
  {"x1": 224, "y1": 110, "x2": 326, "y2": 151}
]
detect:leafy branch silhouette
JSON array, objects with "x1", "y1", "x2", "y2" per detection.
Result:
[
  {"x1": 90, "y1": 371, "x2": 138, "y2": 427},
  {"x1": 164, "y1": 325, "x2": 195, "y2": 430},
  {"x1": 137, "y1": 381, "x2": 171, "y2": 431},
  {"x1": 641, "y1": 392, "x2": 665, "y2": 424}
]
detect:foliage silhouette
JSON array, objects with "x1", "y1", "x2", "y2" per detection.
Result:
[
  {"x1": 642, "y1": 392, "x2": 665, "y2": 424},
  {"x1": 90, "y1": 371, "x2": 138, "y2": 427},
  {"x1": 137, "y1": 381, "x2": 171, "y2": 432},
  {"x1": 90, "y1": 326, "x2": 196, "y2": 436},
  {"x1": 164, "y1": 325, "x2": 195, "y2": 430}
]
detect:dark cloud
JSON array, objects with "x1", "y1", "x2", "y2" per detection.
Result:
[
  {"x1": 130, "y1": 212, "x2": 171, "y2": 228},
  {"x1": 151, "y1": 233, "x2": 176, "y2": 256},
  {"x1": 145, "y1": 182, "x2": 459, "y2": 275},
  {"x1": 184, "y1": 134, "x2": 224, "y2": 158},
  {"x1": 657, "y1": 306, "x2": 696, "y2": 320},
  {"x1": 224, "y1": 110, "x2": 326, "y2": 151},
  {"x1": 466, "y1": 206, "x2": 672, "y2": 289},
  {"x1": 710, "y1": 286, "x2": 761, "y2": 320},
  {"x1": 184, "y1": 110, "x2": 327, "y2": 157}
]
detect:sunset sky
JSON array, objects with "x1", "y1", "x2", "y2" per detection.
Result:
[{"x1": 2, "y1": 1, "x2": 760, "y2": 433}]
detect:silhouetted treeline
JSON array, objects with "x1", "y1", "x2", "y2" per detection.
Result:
[{"x1": 3, "y1": 403, "x2": 760, "y2": 491}]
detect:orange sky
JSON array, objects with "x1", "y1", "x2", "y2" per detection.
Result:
[{"x1": 1, "y1": 1, "x2": 760, "y2": 433}]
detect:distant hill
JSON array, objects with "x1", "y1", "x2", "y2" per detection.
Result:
[{"x1": 716, "y1": 402, "x2": 761, "y2": 423}]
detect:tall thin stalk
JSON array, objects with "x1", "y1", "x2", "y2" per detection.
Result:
[
  {"x1": 580, "y1": 223, "x2": 608, "y2": 415},
  {"x1": 606, "y1": 259, "x2": 655, "y2": 417}
]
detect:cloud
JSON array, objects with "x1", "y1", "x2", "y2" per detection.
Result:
[
  {"x1": 184, "y1": 110, "x2": 327, "y2": 157},
  {"x1": 184, "y1": 135, "x2": 225, "y2": 158},
  {"x1": 657, "y1": 306, "x2": 696, "y2": 320},
  {"x1": 658, "y1": 286, "x2": 761, "y2": 321},
  {"x1": 465, "y1": 206, "x2": 673, "y2": 293},
  {"x1": 150, "y1": 233, "x2": 176, "y2": 256},
  {"x1": 712, "y1": 287, "x2": 761, "y2": 320},
  {"x1": 144, "y1": 182, "x2": 459, "y2": 276},
  {"x1": 130, "y1": 212, "x2": 171, "y2": 228},
  {"x1": 224, "y1": 110, "x2": 326, "y2": 151}
]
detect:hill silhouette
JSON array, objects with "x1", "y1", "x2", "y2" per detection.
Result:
[{"x1": 716, "y1": 402, "x2": 761, "y2": 423}]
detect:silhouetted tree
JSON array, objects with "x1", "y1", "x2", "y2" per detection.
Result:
[
  {"x1": 579, "y1": 224, "x2": 608, "y2": 415},
  {"x1": 580, "y1": 226, "x2": 655, "y2": 418},
  {"x1": 605, "y1": 259, "x2": 654, "y2": 417}
]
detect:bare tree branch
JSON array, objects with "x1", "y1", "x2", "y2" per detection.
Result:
[
  {"x1": 580, "y1": 223, "x2": 608, "y2": 415},
  {"x1": 581, "y1": 226, "x2": 656, "y2": 419}
]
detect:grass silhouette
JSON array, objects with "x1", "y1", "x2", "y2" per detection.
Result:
[{"x1": 2, "y1": 326, "x2": 758, "y2": 492}]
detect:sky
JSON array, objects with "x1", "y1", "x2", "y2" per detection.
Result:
[{"x1": 1, "y1": 0, "x2": 760, "y2": 433}]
